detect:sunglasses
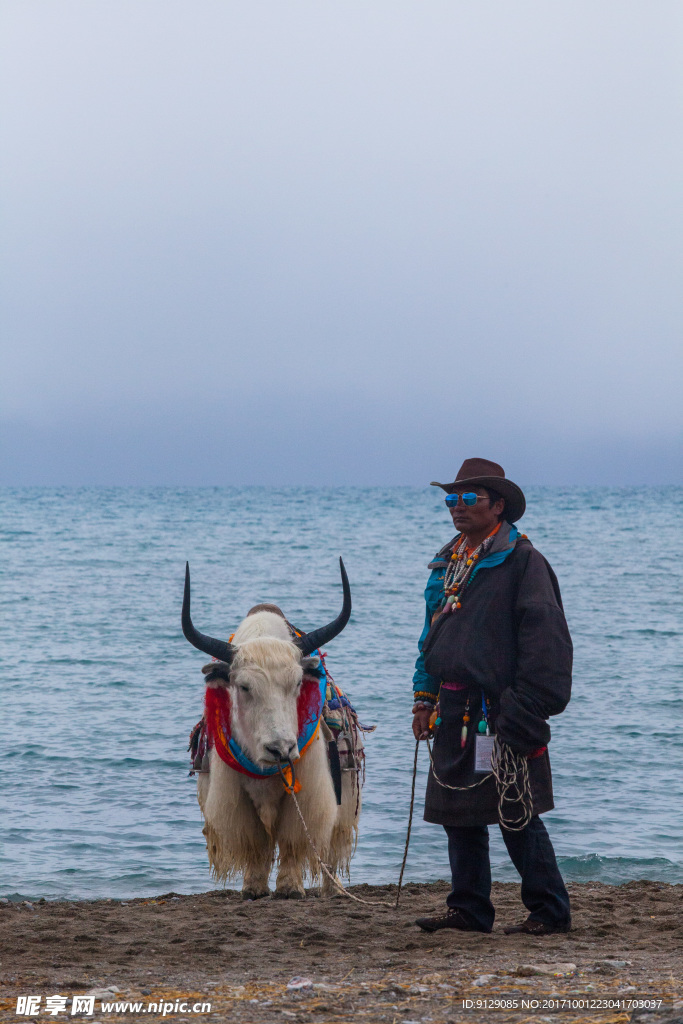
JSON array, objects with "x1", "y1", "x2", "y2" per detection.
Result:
[{"x1": 445, "y1": 492, "x2": 490, "y2": 507}]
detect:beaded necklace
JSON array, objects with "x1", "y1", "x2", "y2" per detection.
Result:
[
  {"x1": 441, "y1": 522, "x2": 501, "y2": 613},
  {"x1": 441, "y1": 523, "x2": 500, "y2": 749}
]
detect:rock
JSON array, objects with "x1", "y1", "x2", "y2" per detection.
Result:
[
  {"x1": 85, "y1": 987, "x2": 120, "y2": 999},
  {"x1": 593, "y1": 958, "x2": 631, "y2": 971},
  {"x1": 0, "y1": 898, "x2": 9, "y2": 905},
  {"x1": 380, "y1": 984, "x2": 406, "y2": 996},
  {"x1": 286, "y1": 977, "x2": 313, "y2": 991},
  {"x1": 515, "y1": 963, "x2": 576, "y2": 977},
  {"x1": 473, "y1": 974, "x2": 497, "y2": 986}
]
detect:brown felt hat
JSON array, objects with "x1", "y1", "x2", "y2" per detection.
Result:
[{"x1": 430, "y1": 457, "x2": 526, "y2": 523}]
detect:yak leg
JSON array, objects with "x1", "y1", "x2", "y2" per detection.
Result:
[
  {"x1": 237, "y1": 797, "x2": 274, "y2": 901},
  {"x1": 321, "y1": 768, "x2": 362, "y2": 896},
  {"x1": 202, "y1": 754, "x2": 275, "y2": 899},
  {"x1": 320, "y1": 864, "x2": 344, "y2": 897},
  {"x1": 274, "y1": 837, "x2": 307, "y2": 899},
  {"x1": 241, "y1": 834, "x2": 275, "y2": 901},
  {"x1": 275, "y1": 734, "x2": 337, "y2": 899},
  {"x1": 320, "y1": 868, "x2": 343, "y2": 897}
]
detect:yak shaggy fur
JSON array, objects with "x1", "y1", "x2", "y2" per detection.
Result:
[{"x1": 197, "y1": 610, "x2": 361, "y2": 899}]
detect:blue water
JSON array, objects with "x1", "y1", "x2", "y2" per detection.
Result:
[{"x1": 1, "y1": 486, "x2": 682, "y2": 900}]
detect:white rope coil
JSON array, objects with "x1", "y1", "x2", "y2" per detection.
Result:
[{"x1": 490, "y1": 737, "x2": 533, "y2": 831}]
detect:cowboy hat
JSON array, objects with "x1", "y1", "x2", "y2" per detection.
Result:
[{"x1": 430, "y1": 457, "x2": 526, "y2": 523}]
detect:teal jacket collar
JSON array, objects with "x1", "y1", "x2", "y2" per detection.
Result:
[{"x1": 469, "y1": 522, "x2": 521, "y2": 581}]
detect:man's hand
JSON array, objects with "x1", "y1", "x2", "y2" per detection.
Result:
[{"x1": 412, "y1": 706, "x2": 433, "y2": 741}]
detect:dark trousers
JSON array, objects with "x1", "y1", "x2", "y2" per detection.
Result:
[{"x1": 444, "y1": 816, "x2": 571, "y2": 933}]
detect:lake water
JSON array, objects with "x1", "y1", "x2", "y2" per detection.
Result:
[{"x1": 1, "y1": 486, "x2": 682, "y2": 900}]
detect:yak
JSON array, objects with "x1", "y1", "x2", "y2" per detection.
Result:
[{"x1": 182, "y1": 559, "x2": 361, "y2": 899}]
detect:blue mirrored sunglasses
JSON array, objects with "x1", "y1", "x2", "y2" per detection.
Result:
[{"x1": 445, "y1": 492, "x2": 488, "y2": 507}]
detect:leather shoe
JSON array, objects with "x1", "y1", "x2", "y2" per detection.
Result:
[
  {"x1": 415, "y1": 908, "x2": 491, "y2": 933},
  {"x1": 504, "y1": 918, "x2": 571, "y2": 935}
]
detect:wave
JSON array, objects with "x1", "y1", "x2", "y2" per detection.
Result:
[{"x1": 523, "y1": 853, "x2": 681, "y2": 885}]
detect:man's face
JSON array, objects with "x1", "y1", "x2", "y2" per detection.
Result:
[{"x1": 448, "y1": 489, "x2": 504, "y2": 536}]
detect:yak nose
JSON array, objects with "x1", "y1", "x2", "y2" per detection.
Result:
[{"x1": 265, "y1": 741, "x2": 298, "y2": 762}]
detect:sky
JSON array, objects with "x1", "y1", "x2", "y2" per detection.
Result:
[{"x1": 1, "y1": 1, "x2": 682, "y2": 486}]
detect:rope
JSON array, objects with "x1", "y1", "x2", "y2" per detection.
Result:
[
  {"x1": 278, "y1": 760, "x2": 392, "y2": 906},
  {"x1": 277, "y1": 755, "x2": 417, "y2": 908},
  {"x1": 426, "y1": 734, "x2": 533, "y2": 832},
  {"x1": 490, "y1": 737, "x2": 533, "y2": 831},
  {"x1": 274, "y1": 728, "x2": 532, "y2": 909},
  {"x1": 394, "y1": 738, "x2": 419, "y2": 908},
  {"x1": 426, "y1": 737, "x2": 492, "y2": 792}
]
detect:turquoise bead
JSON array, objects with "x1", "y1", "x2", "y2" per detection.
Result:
[
  {"x1": 435, "y1": 717, "x2": 442, "y2": 727},
  {"x1": 478, "y1": 720, "x2": 487, "y2": 734}
]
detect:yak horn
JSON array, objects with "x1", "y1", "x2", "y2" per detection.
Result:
[
  {"x1": 294, "y1": 557, "x2": 352, "y2": 658},
  {"x1": 182, "y1": 562, "x2": 236, "y2": 663}
]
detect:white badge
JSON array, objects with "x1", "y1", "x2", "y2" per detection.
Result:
[{"x1": 474, "y1": 734, "x2": 494, "y2": 774}]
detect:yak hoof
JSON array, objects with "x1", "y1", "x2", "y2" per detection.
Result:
[
  {"x1": 274, "y1": 888, "x2": 305, "y2": 900},
  {"x1": 241, "y1": 888, "x2": 270, "y2": 901}
]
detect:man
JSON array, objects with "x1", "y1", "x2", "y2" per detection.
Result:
[{"x1": 412, "y1": 458, "x2": 572, "y2": 935}]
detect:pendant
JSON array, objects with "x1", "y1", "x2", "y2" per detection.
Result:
[{"x1": 460, "y1": 724, "x2": 468, "y2": 748}]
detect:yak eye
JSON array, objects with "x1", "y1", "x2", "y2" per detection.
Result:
[{"x1": 239, "y1": 684, "x2": 250, "y2": 694}]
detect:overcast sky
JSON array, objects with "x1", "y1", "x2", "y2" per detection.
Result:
[{"x1": 1, "y1": 1, "x2": 681, "y2": 486}]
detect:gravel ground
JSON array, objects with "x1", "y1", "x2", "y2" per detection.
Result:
[{"x1": 1, "y1": 880, "x2": 681, "y2": 1023}]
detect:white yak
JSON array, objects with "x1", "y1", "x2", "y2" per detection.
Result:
[{"x1": 182, "y1": 559, "x2": 361, "y2": 899}]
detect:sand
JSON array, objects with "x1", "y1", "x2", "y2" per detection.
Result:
[{"x1": 1, "y1": 880, "x2": 681, "y2": 1023}]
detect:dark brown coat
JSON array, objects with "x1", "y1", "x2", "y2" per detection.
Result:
[{"x1": 421, "y1": 538, "x2": 572, "y2": 827}]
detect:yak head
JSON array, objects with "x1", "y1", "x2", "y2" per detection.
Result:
[{"x1": 182, "y1": 559, "x2": 350, "y2": 768}]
